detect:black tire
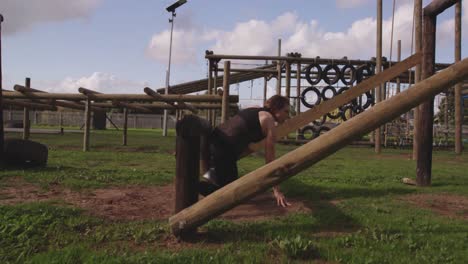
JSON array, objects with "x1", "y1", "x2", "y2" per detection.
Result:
[
  {"x1": 304, "y1": 63, "x2": 322, "y2": 85},
  {"x1": 4, "y1": 120, "x2": 23, "y2": 128},
  {"x1": 312, "y1": 115, "x2": 327, "y2": 126},
  {"x1": 356, "y1": 64, "x2": 373, "y2": 83},
  {"x1": 301, "y1": 86, "x2": 322, "y2": 109},
  {"x1": 315, "y1": 126, "x2": 331, "y2": 138},
  {"x1": 340, "y1": 64, "x2": 356, "y2": 85},
  {"x1": 340, "y1": 105, "x2": 354, "y2": 121},
  {"x1": 301, "y1": 125, "x2": 317, "y2": 140},
  {"x1": 361, "y1": 91, "x2": 374, "y2": 109},
  {"x1": 322, "y1": 64, "x2": 341, "y2": 85},
  {"x1": 321, "y1": 86, "x2": 337, "y2": 101},
  {"x1": 4, "y1": 139, "x2": 48, "y2": 167}
]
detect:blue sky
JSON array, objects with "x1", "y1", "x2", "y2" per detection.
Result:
[{"x1": 1, "y1": 0, "x2": 466, "y2": 106}]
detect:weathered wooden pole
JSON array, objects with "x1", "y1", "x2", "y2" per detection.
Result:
[
  {"x1": 22, "y1": 78, "x2": 31, "y2": 140},
  {"x1": 221, "y1": 61, "x2": 230, "y2": 123},
  {"x1": 174, "y1": 115, "x2": 211, "y2": 236},
  {"x1": 263, "y1": 60, "x2": 268, "y2": 104},
  {"x1": 59, "y1": 111, "x2": 63, "y2": 135},
  {"x1": 296, "y1": 61, "x2": 302, "y2": 139},
  {"x1": 169, "y1": 58, "x2": 468, "y2": 235},
  {"x1": 285, "y1": 61, "x2": 291, "y2": 99},
  {"x1": 396, "y1": 40, "x2": 402, "y2": 141},
  {"x1": 413, "y1": 0, "x2": 423, "y2": 160},
  {"x1": 83, "y1": 97, "x2": 91, "y2": 152},
  {"x1": 0, "y1": 14, "x2": 4, "y2": 160},
  {"x1": 416, "y1": 11, "x2": 437, "y2": 186},
  {"x1": 276, "y1": 39, "x2": 282, "y2": 95},
  {"x1": 375, "y1": 0, "x2": 383, "y2": 153},
  {"x1": 212, "y1": 62, "x2": 219, "y2": 127},
  {"x1": 207, "y1": 59, "x2": 214, "y2": 122},
  {"x1": 454, "y1": 0, "x2": 462, "y2": 154},
  {"x1": 123, "y1": 108, "x2": 128, "y2": 146}
]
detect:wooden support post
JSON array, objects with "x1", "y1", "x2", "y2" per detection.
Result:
[
  {"x1": 59, "y1": 111, "x2": 63, "y2": 135},
  {"x1": 83, "y1": 98, "x2": 91, "y2": 152},
  {"x1": 375, "y1": 0, "x2": 383, "y2": 153},
  {"x1": 285, "y1": 61, "x2": 291, "y2": 99},
  {"x1": 212, "y1": 62, "x2": 219, "y2": 127},
  {"x1": 0, "y1": 14, "x2": 3, "y2": 160},
  {"x1": 296, "y1": 62, "x2": 302, "y2": 139},
  {"x1": 169, "y1": 58, "x2": 468, "y2": 235},
  {"x1": 263, "y1": 60, "x2": 268, "y2": 104},
  {"x1": 413, "y1": 0, "x2": 423, "y2": 160},
  {"x1": 174, "y1": 115, "x2": 211, "y2": 237},
  {"x1": 396, "y1": 40, "x2": 401, "y2": 142},
  {"x1": 454, "y1": 0, "x2": 463, "y2": 154},
  {"x1": 276, "y1": 39, "x2": 282, "y2": 95},
  {"x1": 207, "y1": 60, "x2": 213, "y2": 121},
  {"x1": 23, "y1": 78, "x2": 31, "y2": 140},
  {"x1": 416, "y1": 13, "x2": 436, "y2": 186},
  {"x1": 221, "y1": 61, "x2": 230, "y2": 123},
  {"x1": 123, "y1": 108, "x2": 128, "y2": 146}
]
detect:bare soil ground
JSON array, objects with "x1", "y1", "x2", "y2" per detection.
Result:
[
  {"x1": 402, "y1": 193, "x2": 468, "y2": 220},
  {"x1": 0, "y1": 177, "x2": 312, "y2": 222}
]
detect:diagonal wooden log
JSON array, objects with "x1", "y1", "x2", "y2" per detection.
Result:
[
  {"x1": 79, "y1": 87, "x2": 153, "y2": 113},
  {"x1": 169, "y1": 56, "x2": 468, "y2": 236},
  {"x1": 248, "y1": 53, "x2": 422, "y2": 152},
  {"x1": 144, "y1": 87, "x2": 199, "y2": 114}
]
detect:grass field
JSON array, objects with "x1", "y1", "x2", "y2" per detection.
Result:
[{"x1": 1, "y1": 128, "x2": 467, "y2": 263}]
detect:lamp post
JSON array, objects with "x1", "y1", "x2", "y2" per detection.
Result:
[
  {"x1": 162, "y1": 0, "x2": 187, "y2": 136},
  {"x1": 0, "y1": 14, "x2": 4, "y2": 158}
]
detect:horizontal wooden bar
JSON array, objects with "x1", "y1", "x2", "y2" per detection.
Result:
[{"x1": 7, "y1": 86, "x2": 239, "y2": 103}]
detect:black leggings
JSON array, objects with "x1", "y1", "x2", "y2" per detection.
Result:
[{"x1": 210, "y1": 143, "x2": 238, "y2": 187}]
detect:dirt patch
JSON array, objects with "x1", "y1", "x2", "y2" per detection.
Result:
[
  {"x1": 0, "y1": 177, "x2": 312, "y2": 222},
  {"x1": 402, "y1": 193, "x2": 468, "y2": 220}
]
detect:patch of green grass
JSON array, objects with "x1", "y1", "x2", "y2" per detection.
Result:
[{"x1": 1, "y1": 129, "x2": 468, "y2": 263}]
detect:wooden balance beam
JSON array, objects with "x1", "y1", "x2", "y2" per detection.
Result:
[{"x1": 169, "y1": 56, "x2": 468, "y2": 236}]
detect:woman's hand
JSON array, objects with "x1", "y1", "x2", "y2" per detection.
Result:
[{"x1": 273, "y1": 187, "x2": 291, "y2": 207}]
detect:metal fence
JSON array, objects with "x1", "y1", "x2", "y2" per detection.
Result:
[{"x1": 2, "y1": 110, "x2": 177, "y2": 129}]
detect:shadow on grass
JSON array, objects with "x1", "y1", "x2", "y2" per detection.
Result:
[{"x1": 184, "y1": 178, "x2": 419, "y2": 244}]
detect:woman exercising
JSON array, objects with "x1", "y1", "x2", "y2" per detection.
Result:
[{"x1": 200, "y1": 95, "x2": 291, "y2": 207}]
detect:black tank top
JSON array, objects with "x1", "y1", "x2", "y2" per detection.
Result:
[{"x1": 212, "y1": 107, "x2": 271, "y2": 157}]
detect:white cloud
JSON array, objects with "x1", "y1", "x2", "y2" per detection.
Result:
[
  {"x1": 147, "y1": 2, "x2": 468, "y2": 65},
  {"x1": 146, "y1": 29, "x2": 199, "y2": 64},
  {"x1": 0, "y1": 0, "x2": 102, "y2": 35},
  {"x1": 336, "y1": 0, "x2": 371, "y2": 9},
  {"x1": 36, "y1": 72, "x2": 149, "y2": 94}
]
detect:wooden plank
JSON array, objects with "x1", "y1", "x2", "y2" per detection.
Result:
[
  {"x1": 169, "y1": 56, "x2": 468, "y2": 236},
  {"x1": 144, "y1": 87, "x2": 198, "y2": 114},
  {"x1": 248, "y1": 53, "x2": 423, "y2": 152}
]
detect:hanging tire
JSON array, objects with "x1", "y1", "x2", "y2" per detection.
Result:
[
  {"x1": 356, "y1": 64, "x2": 373, "y2": 83},
  {"x1": 340, "y1": 64, "x2": 356, "y2": 85},
  {"x1": 301, "y1": 126, "x2": 317, "y2": 140},
  {"x1": 340, "y1": 104, "x2": 354, "y2": 121},
  {"x1": 3, "y1": 139, "x2": 48, "y2": 167},
  {"x1": 304, "y1": 63, "x2": 322, "y2": 85},
  {"x1": 361, "y1": 91, "x2": 374, "y2": 109},
  {"x1": 315, "y1": 126, "x2": 331, "y2": 138},
  {"x1": 322, "y1": 64, "x2": 341, "y2": 85},
  {"x1": 301, "y1": 86, "x2": 322, "y2": 109},
  {"x1": 312, "y1": 115, "x2": 327, "y2": 126},
  {"x1": 321, "y1": 86, "x2": 337, "y2": 101}
]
